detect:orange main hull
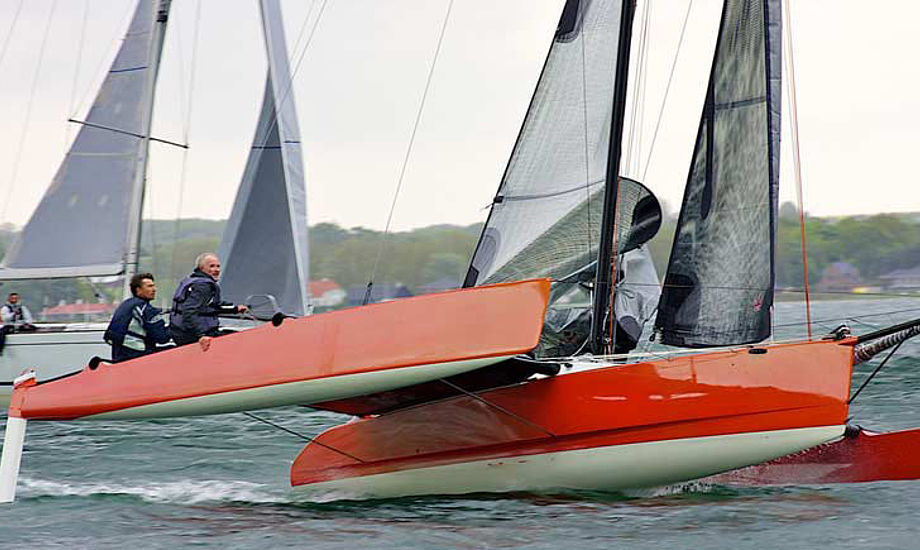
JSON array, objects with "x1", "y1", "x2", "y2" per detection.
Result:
[
  {"x1": 9, "y1": 279, "x2": 551, "y2": 420},
  {"x1": 291, "y1": 338, "x2": 856, "y2": 488}
]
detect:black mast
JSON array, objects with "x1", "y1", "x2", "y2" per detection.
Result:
[{"x1": 590, "y1": 0, "x2": 637, "y2": 354}]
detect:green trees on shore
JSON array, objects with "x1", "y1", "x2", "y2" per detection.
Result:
[{"x1": 2, "y1": 207, "x2": 919, "y2": 312}]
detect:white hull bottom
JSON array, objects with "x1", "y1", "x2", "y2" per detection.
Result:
[
  {"x1": 293, "y1": 425, "x2": 845, "y2": 501},
  {"x1": 88, "y1": 355, "x2": 515, "y2": 420}
]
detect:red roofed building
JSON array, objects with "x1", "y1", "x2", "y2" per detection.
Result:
[
  {"x1": 308, "y1": 279, "x2": 346, "y2": 309},
  {"x1": 42, "y1": 301, "x2": 116, "y2": 322}
]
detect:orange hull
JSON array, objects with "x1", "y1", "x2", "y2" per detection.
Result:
[
  {"x1": 9, "y1": 279, "x2": 550, "y2": 420},
  {"x1": 291, "y1": 338, "x2": 856, "y2": 487}
]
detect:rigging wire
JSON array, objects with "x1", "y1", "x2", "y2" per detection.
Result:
[
  {"x1": 847, "y1": 339, "x2": 904, "y2": 405},
  {"x1": 783, "y1": 0, "x2": 813, "y2": 339},
  {"x1": 563, "y1": 277, "x2": 920, "y2": 300},
  {"x1": 0, "y1": 0, "x2": 24, "y2": 72},
  {"x1": 64, "y1": 0, "x2": 89, "y2": 154},
  {"x1": 1, "y1": 0, "x2": 58, "y2": 224},
  {"x1": 289, "y1": 0, "x2": 322, "y2": 64},
  {"x1": 70, "y1": 1, "x2": 137, "y2": 120},
  {"x1": 169, "y1": 0, "x2": 203, "y2": 297},
  {"x1": 363, "y1": 0, "x2": 456, "y2": 305},
  {"x1": 580, "y1": 16, "x2": 593, "y2": 265},
  {"x1": 641, "y1": 0, "x2": 693, "y2": 181},
  {"x1": 635, "y1": 5, "x2": 651, "y2": 176},
  {"x1": 247, "y1": 0, "x2": 331, "y2": 163},
  {"x1": 624, "y1": 0, "x2": 651, "y2": 176},
  {"x1": 241, "y1": 411, "x2": 364, "y2": 463},
  {"x1": 439, "y1": 379, "x2": 557, "y2": 438}
]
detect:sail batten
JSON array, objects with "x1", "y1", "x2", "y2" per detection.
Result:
[
  {"x1": 654, "y1": 0, "x2": 782, "y2": 348},
  {"x1": 0, "y1": 0, "x2": 169, "y2": 281}
]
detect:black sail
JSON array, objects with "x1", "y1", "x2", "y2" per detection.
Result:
[{"x1": 655, "y1": 0, "x2": 782, "y2": 347}]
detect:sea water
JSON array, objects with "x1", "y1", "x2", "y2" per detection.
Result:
[{"x1": 1, "y1": 298, "x2": 919, "y2": 549}]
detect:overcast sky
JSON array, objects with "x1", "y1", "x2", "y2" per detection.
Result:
[{"x1": 0, "y1": 0, "x2": 918, "y2": 232}]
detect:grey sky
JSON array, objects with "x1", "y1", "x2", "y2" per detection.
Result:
[{"x1": 0, "y1": 0, "x2": 918, "y2": 232}]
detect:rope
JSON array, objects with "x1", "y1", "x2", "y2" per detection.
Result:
[
  {"x1": 642, "y1": 0, "x2": 693, "y2": 181},
  {"x1": 241, "y1": 411, "x2": 364, "y2": 463},
  {"x1": 783, "y1": 0, "x2": 812, "y2": 339},
  {"x1": 1, "y1": 0, "x2": 58, "y2": 224},
  {"x1": 363, "y1": 0, "x2": 456, "y2": 304}
]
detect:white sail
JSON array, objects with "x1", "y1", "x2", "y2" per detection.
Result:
[{"x1": 218, "y1": 0, "x2": 311, "y2": 316}]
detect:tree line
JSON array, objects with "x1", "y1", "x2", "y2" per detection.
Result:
[{"x1": 1, "y1": 206, "x2": 918, "y2": 312}]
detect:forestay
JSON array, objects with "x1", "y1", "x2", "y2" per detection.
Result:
[
  {"x1": 655, "y1": 0, "x2": 782, "y2": 347},
  {"x1": 0, "y1": 0, "x2": 169, "y2": 280},
  {"x1": 218, "y1": 0, "x2": 311, "y2": 316}
]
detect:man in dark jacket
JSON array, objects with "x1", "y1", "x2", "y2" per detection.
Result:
[
  {"x1": 170, "y1": 253, "x2": 248, "y2": 349},
  {"x1": 105, "y1": 273, "x2": 171, "y2": 362}
]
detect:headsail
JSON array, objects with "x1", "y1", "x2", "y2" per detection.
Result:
[
  {"x1": 655, "y1": 0, "x2": 781, "y2": 347},
  {"x1": 218, "y1": 0, "x2": 311, "y2": 316},
  {"x1": 465, "y1": 0, "x2": 624, "y2": 288},
  {"x1": 0, "y1": 0, "x2": 170, "y2": 280},
  {"x1": 464, "y1": 0, "x2": 631, "y2": 355}
]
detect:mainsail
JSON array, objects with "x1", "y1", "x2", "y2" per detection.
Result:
[
  {"x1": 218, "y1": 0, "x2": 310, "y2": 316},
  {"x1": 655, "y1": 0, "x2": 781, "y2": 347},
  {"x1": 0, "y1": 0, "x2": 170, "y2": 280}
]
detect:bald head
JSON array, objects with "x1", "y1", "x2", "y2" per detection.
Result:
[{"x1": 196, "y1": 253, "x2": 221, "y2": 280}]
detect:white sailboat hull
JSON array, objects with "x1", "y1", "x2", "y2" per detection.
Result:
[
  {"x1": 293, "y1": 426, "x2": 845, "y2": 500},
  {"x1": 0, "y1": 326, "x2": 109, "y2": 406}
]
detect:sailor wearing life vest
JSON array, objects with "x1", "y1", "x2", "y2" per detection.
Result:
[
  {"x1": 1, "y1": 292, "x2": 35, "y2": 329},
  {"x1": 169, "y1": 252, "x2": 248, "y2": 349},
  {"x1": 104, "y1": 273, "x2": 171, "y2": 362}
]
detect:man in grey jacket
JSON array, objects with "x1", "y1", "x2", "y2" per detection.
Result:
[{"x1": 169, "y1": 253, "x2": 248, "y2": 350}]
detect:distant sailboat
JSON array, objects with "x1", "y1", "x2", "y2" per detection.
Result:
[{"x1": 0, "y1": 0, "x2": 311, "y2": 401}]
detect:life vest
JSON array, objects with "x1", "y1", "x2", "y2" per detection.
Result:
[
  {"x1": 1, "y1": 303, "x2": 26, "y2": 324},
  {"x1": 105, "y1": 297, "x2": 165, "y2": 353},
  {"x1": 170, "y1": 271, "x2": 221, "y2": 335}
]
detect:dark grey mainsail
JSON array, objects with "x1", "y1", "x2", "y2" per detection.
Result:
[
  {"x1": 655, "y1": 0, "x2": 781, "y2": 347},
  {"x1": 218, "y1": 0, "x2": 310, "y2": 316},
  {"x1": 0, "y1": 0, "x2": 171, "y2": 280}
]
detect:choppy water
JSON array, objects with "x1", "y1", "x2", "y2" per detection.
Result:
[{"x1": 2, "y1": 298, "x2": 919, "y2": 549}]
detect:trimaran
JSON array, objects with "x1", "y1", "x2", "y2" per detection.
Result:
[
  {"x1": 0, "y1": 0, "x2": 311, "y2": 402},
  {"x1": 3, "y1": 0, "x2": 920, "y2": 502}
]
